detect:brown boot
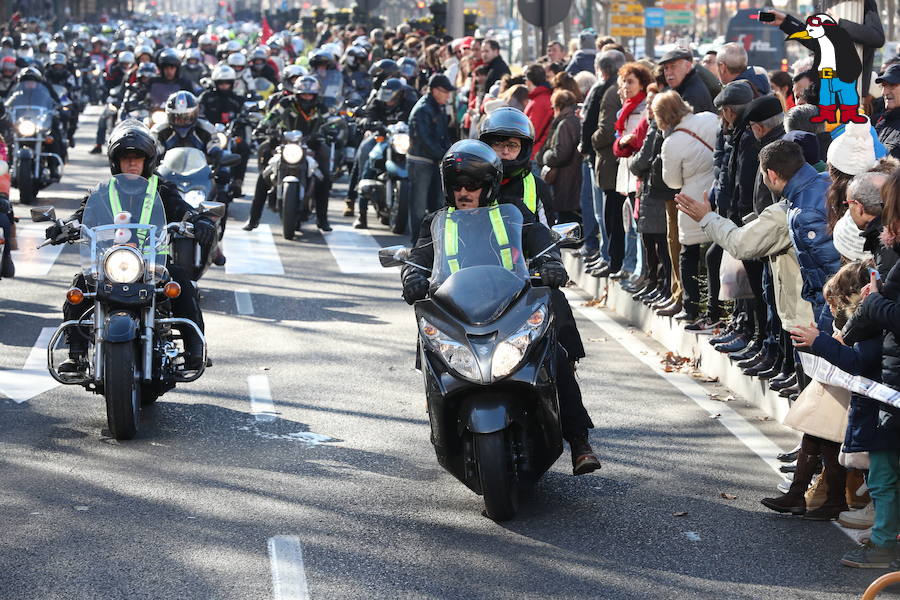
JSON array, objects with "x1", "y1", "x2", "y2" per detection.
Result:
[
  {"x1": 568, "y1": 435, "x2": 601, "y2": 475},
  {"x1": 761, "y1": 442, "x2": 819, "y2": 515},
  {"x1": 804, "y1": 470, "x2": 828, "y2": 512},
  {"x1": 342, "y1": 200, "x2": 354, "y2": 217},
  {"x1": 846, "y1": 469, "x2": 870, "y2": 509},
  {"x1": 803, "y1": 454, "x2": 847, "y2": 521}
]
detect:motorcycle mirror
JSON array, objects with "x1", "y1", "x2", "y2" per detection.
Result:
[
  {"x1": 552, "y1": 222, "x2": 582, "y2": 248},
  {"x1": 378, "y1": 244, "x2": 409, "y2": 268},
  {"x1": 30, "y1": 205, "x2": 57, "y2": 222},
  {"x1": 220, "y1": 152, "x2": 241, "y2": 167},
  {"x1": 214, "y1": 122, "x2": 225, "y2": 132},
  {"x1": 199, "y1": 201, "x2": 226, "y2": 218},
  {"x1": 243, "y1": 100, "x2": 258, "y2": 110}
]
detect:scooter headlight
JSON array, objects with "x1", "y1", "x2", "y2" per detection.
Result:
[
  {"x1": 184, "y1": 189, "x2": 206, "y2": 208},
  {"x1": 282, "y1": 143, "x2": 303, "y2": 164},
  {"x1": 391, "y1": 133, "x2": 410, "y2": 155},
  {"x1": 419, "y1": 317, "x2": 481, "y2": 382},
  {"x1": 103, "y1": 246, "x2": 144, "y2": 284},
  {"x1": 150, "y1": 110, "x2": 167, "y2": 126},
  {"x1": 17, "y1": 120, "x2": 37, "y2": 137},
  {"x1": 491, "y1": 306, "x2": 548, "y2": 381}
]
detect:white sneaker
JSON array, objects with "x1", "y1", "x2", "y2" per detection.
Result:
[
  {"x1": 856, "y1": 527, "x2": 872, "y2": 544},
  {"x1": 777, "y1": 479, "x2": 791, "y2": 494},
  {"x1": 839, "y1": 503, "x2": 875, "y2": 529}
]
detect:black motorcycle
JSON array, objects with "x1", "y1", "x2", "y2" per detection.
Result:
[
  {"x1": 157, "y1": 147, "x2": 233, "y2": 281},
  {"x1": 379, "y1": 205, "x2": 581, "y2": 520},
  {"x1": 264, "y1": 129, "x2": 320, "y2": 240},
  {"x1": 33, "y1": 174, "x2": 209, "y2": 440},
  {"x1": 357, "y1": 121, "x2": 409, "y2": 234}
]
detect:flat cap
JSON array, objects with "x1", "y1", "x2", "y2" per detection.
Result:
[
  {"x1": 876, "y1": 63, "x2": 900, "y2": 85},
  {"x1": 658, "y1": 46, "x2": 693, "y2": 65},
  {"x1": 745, "y1": 94, "x2": 783, "y2": 123},
  {"x1": 713, "y1": 80, "x2": 754, "y2": 108},
  {"x1": 428, "y1": 73, "x2": 457, "y2": 91}
]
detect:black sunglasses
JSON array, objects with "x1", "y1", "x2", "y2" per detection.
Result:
[{"x1": 452, "y1": 182, "x2": 485, "y2": 192}]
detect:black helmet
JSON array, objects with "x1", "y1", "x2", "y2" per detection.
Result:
[
  {"x1": 309, "y1": 49, "x2": 334, "y2": 70},
  {"x1": 157, "y1": 47, "x2": 180, "y2": 68},
  {"x1": 376, "y1": 78, "x2": 405, "y2": 104},
  {"x1": 478, "y1": 106, "x2": 535, "y2": 175},
  {"x1": 398, "y1": 57, "x2": 418, "y2": 80},
  {"x1": 108, "y1": 119, "x2": 158, "y2": 178},
  {"x1": 440, "y1": 140, "x2": 503, "y2": 208},
  {"x1": 17, "y1": 66, "x2": 43, "y2": 83},
  {"x1": 343, "y1": 45, "x2": 368, "y2": 69},
  {"x1": 295, "y1": 75, "x2": 320, "y2": 111},
  {"x1": 165, "y1": 90, "x2": 199, "y2": 136},
  {"x1": 368, "y1": 58, "x2": 398, "y2": 79}
]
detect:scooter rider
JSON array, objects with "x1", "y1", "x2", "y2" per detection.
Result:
[
  {"x1": 346, "y1": 78, "x2": 418, "y2": 225},
  {"x1": 47, "y1": 120, "x2": 215, "y2": 373},
  {"x1": 244, "y1": 75, "x2": 333, "y2": 232},
  {"x1": 400, "y1": 140, "x2": 601, "y2": 475},
  {"x1": 199, "y1": 65, "x2": 250, "y2": 194}
]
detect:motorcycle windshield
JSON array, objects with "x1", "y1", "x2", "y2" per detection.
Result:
[
  {"x1": 79, "y1": 174, "x2": 168, "y2": 281},
  {"x1": 316, "y1": 71, "x2": 344, "y2": 108},
  {"x1": 148, "y1": 81, "x2": 181, "y2": 108},
  {"x1": 160, "y1": 147, "x2": 208, "y2": 176},
  {"x1": 51, "y1": 84, "x2": 70, "y2": 103},
  {"x1": 5, "y1": 82, "x2": 55, "y2": 126},
  {"x1": 430, "y1": 204, "x2": 528, "y2": 325}
]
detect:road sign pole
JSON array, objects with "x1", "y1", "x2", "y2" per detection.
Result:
[
  {"x1": 448, "y1": 0, "x2": 464, "y2": 38},
  {"x1": 540, "y1": 0, "x2": 548, "y2": 58}
]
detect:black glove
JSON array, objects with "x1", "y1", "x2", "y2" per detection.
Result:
[
  {"x1": 189, "y1": 216, "x2": 217, "y2": 248},
  {"x1": 402, "y1": 271, "x2": 429, "y2": 305},
  {"x1": 45, "y1": 223, "x2": 64, "y2": 241},
  {"x1": 539, "y1": 260, "x2": 568, "y2": 289},
  {"x1": 279, "y1": 96, "x2": 294, "y2": 109}
]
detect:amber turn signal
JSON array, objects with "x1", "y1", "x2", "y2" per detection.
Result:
[
  {"x1": 66, "y1": 287, "x2": 84, "y2": 304},
  {"x1": 163, "y1": 281, "x2": 181, "y2": 298},
  {"x1": 375, "y1": 136, "x2": 385, "y2": 142}
]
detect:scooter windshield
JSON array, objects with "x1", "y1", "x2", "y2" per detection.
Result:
[
  {"x1": 79, "y1": 174, "x2": 168, "y2": 282},
  {"x1": 5, "y1": 82, "x2": 55, "y2": 129},
  {"x1": 160, "y1": 147, "x2": 208, "y2": 176},
  {"x1": 430, "y1": 204, "x2": 529, "y2": 324}
]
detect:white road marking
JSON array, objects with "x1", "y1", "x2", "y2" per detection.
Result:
[
  {"x1": 235, "y1": 289, "x2": 254, "y2": 315},
  {"x1": 10, "y1": 222, "x2": 65, "y2": 277},
  {"x1": 223, "y1": 225, "x2": 284, "y2": 275},
  {"x1": 0, "y1": 327, "x2": 60, "y2": 403},
  {"x1": 248, "y1": 374, "x2": 278, "y2": 422},
  {"x1": 268, "y1": 535, "x2": 310, "y2": 600},
  {"x1": 323, "y1": 224, "x2": 384, "y2": 274},
  {"x1": 565, "y1": 290, "x2": 858, "y2": 541}
]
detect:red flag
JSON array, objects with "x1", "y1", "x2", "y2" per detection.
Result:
[{"x1": 261, "y1": 16, "x2": 273, "y2": 44}]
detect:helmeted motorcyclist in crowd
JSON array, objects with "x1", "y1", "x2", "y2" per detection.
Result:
[
  {"x1": 0, "y1": 37, "x2": 14, "y2": 60},
  {"x1": 266, "y1": 38, "x2": 288, "y2": 74},
  {"x1": 181, "y1": 48, "x2": 209, "y2": 87},
  {"x1": 369, "y1": 28, "x2": 386, "y2": 62},
  {"x1": 11, "y1": 67, "x2": 68, "y2": 178},
  {"x1": 364, "y1": 58, "x2": 400, "y2": 104},
  {"x1": 134, "y1": 44, "x2": 154, "y2": 65},
  {"x1": 199, "y1": 65, "x2": 250, "y2": 194},
  {"x1": 227, "y1": 52, "x2": 255, "y2": 98},
  {"x1": 244, "y1": 75, "x2": 333, "y2": 232},
  {"x1": 151, "y1": 90, "x2": 222, "y2": 158},
  {"x1": 45, "y1": 52, "x2": 79, "y2": 146},
  {"x1": 69, "y1": 41, "x2": 93, "y2": 73},
  {"x1": 47, "y1": 120, "x2": 215, "y2": 374},
  {"x1": 398, "y1": 56, "x2": 426, "y2": 90},
  {"x1": 89, "y1": 36, "x2": 108, "y2": 66},
  {"x1": 309, "y1": 48, "x2": 348, "y2": 109},
  {"x1": 198, "y1": 34, "x2": 218, "y2": 66},
  {"x1": 344, "y1": 78, "x2": 418, "y2": 224},
  {"x1": 249, "y1": 47, "x2": 279, "y2": 85},
  {"x1": 119, "y1": 62, "x2": 159, "y2": 117},
  {"x1": 148, "y1": 48, "x2": 197, "y2": 103},
  {"x1": 400, "y1": 140, "x2": 601, "y2": 475},
  {"x1": 90, "y1": 51, "x2": 136, "y2": 154},
  {"x1": 342, "y1": 45, "x2": 372, "y2": 105},
  {"x1": 0, "y1": 56, "x2": 18, "y2": 98}
]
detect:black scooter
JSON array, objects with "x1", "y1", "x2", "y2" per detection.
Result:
[{"x1": 379, "y1": 205, "x2": 581, "y2": 520}]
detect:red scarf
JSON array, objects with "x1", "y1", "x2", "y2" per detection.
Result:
[{"x1": 615, "y1": 91, "x2": 646, "y2": 135}]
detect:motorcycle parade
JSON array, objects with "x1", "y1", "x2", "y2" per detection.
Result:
[{"x1": 3, "y1": 0, "x2": 899, "y2": 597}]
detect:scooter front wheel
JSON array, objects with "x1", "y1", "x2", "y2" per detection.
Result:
[{"x1": 475, "y1": 430, "x2": 518, "y2": 521}]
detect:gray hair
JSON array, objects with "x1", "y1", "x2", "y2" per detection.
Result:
[
  {"x1": 716, "y1": 42, "x2": 748, "y2": 74},
  {"x1": 847, "y1": 172, "x2": 887, "y2": 216},
  {"x1": 756, "y1": 112, "x2": 785, "y2": 132},
  {"x1": 785, "y1": 104, "x2": 825, "y2": 134},
  {"x1": 597, "y1": 49, "x2": 626, "y2": 79},
  {"x1": 574, "y1": 70, "x2": 597, "y2": 95}
]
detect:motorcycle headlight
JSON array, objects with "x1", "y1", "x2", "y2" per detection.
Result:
[
  {"x1": 151, "y1": 110, "x2": 166, "y2": 126},
  {"x1": 17, "y1": 120, "x2": 37, "y2": 137},
  {"x1": 491, "y1": 306, "x2": 548, "y2": 381},
  {"x1": 216, "y1": 132, "x2": 228, "y2": 147},
  {"x1": 391, "y1": 133, "x2": 410, "y2": 155},
  {"x1": 282, "y1": 143, "x2": 303, "y2": 164},
  {"x1": 103, "y1": 246, "x2": 144, "y2": 284},
  {"x1": 419, "y1": 317, "x2": 481, "y2": 382},
  {"x1": 184, "y1": 189, "x2": 206, "y2": 208}
]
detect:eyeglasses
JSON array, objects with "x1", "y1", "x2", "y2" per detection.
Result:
[
  {"x1": 452, "y1": 182, "x2": 486, "y2": 192},
  {"x1": 491, "y1": 141, "x2": 522, "y2": 152},
  {"x1": 806, "y1": 16, "x2": 835, "y2": 26}
]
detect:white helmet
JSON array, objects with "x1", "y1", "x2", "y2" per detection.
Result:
[
  {"x1": 117, "y1": 51, "x2": 135, "y2": 66},
  {"x1": 227, "y1": 52, "x2": 247, "y2": 68},
  {"x1": 211, "y1": 64, "x2": 236, "y2": 83}
]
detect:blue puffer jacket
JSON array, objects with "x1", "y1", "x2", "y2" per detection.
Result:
[
  {"x1": 735, "y1": 67, "x2": 771, "y2": 96},
  {"x1": 408, "y1": 93, "x2": 451, "y2": 163},
  {"x1": 565, "y1": 50, "x2": 596, "y2": 76},
  {"x1": 783, "y1": 163, "x2": 841, "y2": 323}
]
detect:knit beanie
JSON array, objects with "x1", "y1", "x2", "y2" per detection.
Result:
[
  {"x1": 832, "y1": 211, "x2": 872, "y2": 261},
  {"x1": 827, "y1": 120, "x2": 876, "y2": 175}
]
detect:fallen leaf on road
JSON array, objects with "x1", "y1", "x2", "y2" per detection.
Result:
[
  {"x1": 755, "y1": 416, "x2": 771, "y2": 422},
  {"x1": 709, "y1": 413, "x2": 721, "y2": 419},
  {"x1": 720, "y1": 493, "x2": 737, "y2": 500},
  {"x1": 673, "y1": 511, "x2": 688, "y2": 517},
  {"x1": 584, "y1": 298, "x2": 602, "y2": 307}
]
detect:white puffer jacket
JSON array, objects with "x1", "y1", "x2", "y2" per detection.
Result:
[
  {"x1": 661, "y1": 111, "x2": 719, "y2": 245},
  {"x1": 614, "y1": 99, "x2": 646, "y2": 196}
]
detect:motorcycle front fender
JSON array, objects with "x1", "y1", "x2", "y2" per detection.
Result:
[
  {"x1": 102, "y1": 311, "x2": 139, "y2": 343},
  {"x1": 282, "y1": 175, "x2": 301, "y2": 183},
  {"x1": 463, "y1": 395, "x2": 527, "y2": 435},
  {"x1": 17, "y1": 146, "x2": 34, "y2": 161}
]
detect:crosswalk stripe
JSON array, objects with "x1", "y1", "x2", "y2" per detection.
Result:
[
  {"x1": 323, "y1": 224, "x2": 385, "y2": 273},
  {"x1": 223, "y1": 225, "x2": 285, "y2": 275},
  {"x1": 10, "y1": 222, "x2": 66, "y2": 278}
]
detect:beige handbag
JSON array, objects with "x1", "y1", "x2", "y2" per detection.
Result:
[{"x1": 782, "y1": 380, "x2": 850, "y2": 443}]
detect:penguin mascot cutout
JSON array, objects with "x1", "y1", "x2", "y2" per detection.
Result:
[{"x1": 785, "y1": 13, "x2": 866, "y2": 124}]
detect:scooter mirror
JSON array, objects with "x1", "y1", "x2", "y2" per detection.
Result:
[
  {"x1": 199, "y1": 200, "x2": 226, "y2": 218},
  {"x1": 552, "y1": 222, "x2": 582, "y2": 248},
  {"x1": 30, "y1": 205, "x2": 57, "y2": 222},
  {"x1": 378, "y1": 244, "x2": 409, "y2": 268}
]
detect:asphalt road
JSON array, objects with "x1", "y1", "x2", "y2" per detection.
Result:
[{"x1": 0, "y1": 107, "x2": 895, "y2": 599}]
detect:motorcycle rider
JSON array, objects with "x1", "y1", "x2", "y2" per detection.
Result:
[
  {"x1": 148, "y1": 48, "x2": 197, "y2": 101},
  {"x1": 45, "y1": 52, "x2": 78, "y2": 146},
  {"x1": 119, "y1": 62, "x2": 159, "y2": 117},
  {"x1": 11, "y1": 67, "x2": 68, "y2": 180},
  {"x1": 342, "y1": 45, "x2": 371, "y2": 104},
  {"x1": 244, "y1": 75, "x2": 333, "y2": 232},
  {"x1": 398, "y1": 56, "x2": 425, "y2": 90},
  {"x1": 181, "y1": 48, "x2": 209, "y2": 88},
  {"x1": 309, "y1": 48, "x2": 348, "y2": 108},
  {"x1": 0, "y1": 56, "x2": 18, "y2": 99},
  {"x1": 400, "y1": 140, "x2": 601, "y2": 475},
  {"x1": 226, "y1": 52, "x2": 255, "y2": 98},
  {"x1": 345, "y1": 77, "x2": 418, "y2": 225},
  {"x1": 366, "y1": 59, "x2": 401, "y2": 103},
  {"x1": 249, "y1": 47, "x2": 278, "y2": 85},
  {"x1": 198, "y1": 34, "x2": 218, "y2": 66},
  {"x1": 47, "y1": 120, "x2": 214, "y2": 373},
  {"x1": 90, "y1": 51, "x2": 135, "y2": 154},
  {"x1": 199, "y1": 65, "x2": 250, "y2": 194},
  {"x1": 151, "y1": 90, "x2": 222, "y2": 157}
]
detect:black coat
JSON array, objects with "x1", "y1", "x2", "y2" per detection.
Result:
[
  {"x1": 483, "y1": 55, "x2": 511, "y2": 94},
  {"x1": 629, "y1": 118, "x2": 674, "y2": 235},
  {"x1": 580, "y1": 78, "x2": 612, "y2": 161},
  {"x1": 198, "y1": 89, "x2": 244, "y2": 125},
  {"x1": 499, "y1": 169, "x2": 552, "y2": 225},
  {"x1": 862, "y1": 216, "x2": 900, "y2": 279},
  {"x1": 751, "y1": 125, "x2": 784, "y2": 215},
  {"x1": 875, "y1": 107, "x2": 900, "y2": 160},
  {"x1": 672, "y1": 68, "x2": 715, "y2": 114},
  {"x1": 730, "y1": 121, "x2": 760, "y2": 223}
]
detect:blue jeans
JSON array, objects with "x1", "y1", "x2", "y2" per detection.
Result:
[
  {"x1": 408, "y1": 160, "x2": 441, "y2": 245},
  {"x1": 579, "y1": 160, "x2": 599, "y2": 252},
  {"x1": 819, "y1": 76, "x2": 859, "y2": 106},
  {"x1": 623, "y1": 209, "x2": 640, "y2": 274},
  {"x1": 592, "y1": 185, "x2": 611, "y2": 263}
]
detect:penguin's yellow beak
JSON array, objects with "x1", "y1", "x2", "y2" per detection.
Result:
[{"x1": 788, "y1": 31, "x2": 812, "y2": 40}]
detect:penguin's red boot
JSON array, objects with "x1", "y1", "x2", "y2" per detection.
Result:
[
  {"x1": 810, "y1": 104, "x2": 837, "y2": 123},
  {"x1": 839, "y1": 105, "x2": 869, "y2": 123}
]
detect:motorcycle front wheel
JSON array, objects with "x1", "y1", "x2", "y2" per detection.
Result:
[
  {"x1": 104, "y1": 341, "x2": 140, "y2": 440},
  {"x1": 16, "y1": 158, "x2": 35, "y2": 205},
  {"x1": 282, "y1": 181, "x2": 300, "y2": 240},
  {"x1": 390, "y1": 179, "x2": 409, "y2": 235},
  {"x1": 475, "y1": 430, "x2": 519, "y2": 521}
]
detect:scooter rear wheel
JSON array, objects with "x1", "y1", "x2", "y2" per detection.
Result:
[{"x1": 475, "y1": 430, "x2": 518, "y2": 521}]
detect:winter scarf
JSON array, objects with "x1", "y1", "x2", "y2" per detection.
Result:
[{"x1": 614, "y1": 91, "x2": 646, "y2": 136}]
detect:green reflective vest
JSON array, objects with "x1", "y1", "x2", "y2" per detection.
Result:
[
  {"x1": 444, "y1": 204, "x2": 514, "y2": 274},
  {"x1": 108, "y1": 175, "x2": 163, "y2": 252},
  {"x1": 522, "y1": 172, "x2": 537, "y2": 215}
]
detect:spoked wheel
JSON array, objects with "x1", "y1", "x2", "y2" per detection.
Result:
[
  {"x1": 104, "y1": 341, "x2": 140, "y2": 440},
  {"x1": 475, "y1": 430, "x2": 519, "y2": 521}
]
